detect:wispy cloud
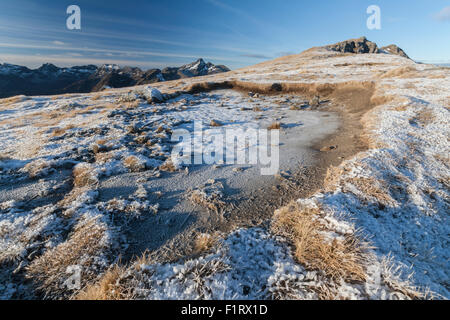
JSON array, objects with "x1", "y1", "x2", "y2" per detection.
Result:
[
  {"x1": 240, "y1": 53, "x2": 272, "y2": 59},
  {"x1": 52, "y1": 40, "x2": 65, "y2": 45},
  {"x1": 204, "y1": 0, "x2": 262, "y2": 27},
  {"x1": 434, "y1": 6, "x2": 450, "y2": 21},
  {"x1": 276, "y1": 51, "x2": 296, "y2": 57},
  {"x1": 0, "y1": 42, "x2": 240, "y2": 62}
]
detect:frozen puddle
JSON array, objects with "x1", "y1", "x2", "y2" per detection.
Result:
[{"x1": 95, "y1": 90, "x2": 340, "y2": 255}]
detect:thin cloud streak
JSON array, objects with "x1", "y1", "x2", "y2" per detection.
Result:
[
  {"x1": 240, "y1": 54, "x2": 272, "y2": 59},
  {"x1": 434, "y1": 6, "x2": 450, "y2": 21},
  {"x1": 0, "y1": 23, "x2": 264, "y2": 57},
  {"x1": 0, "y1": 42, "x2": 242, "y2": 62}
]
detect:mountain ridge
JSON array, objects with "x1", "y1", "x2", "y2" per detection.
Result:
[{"x1": 0, "y1": 58, "x2": 230, "y2": 98}]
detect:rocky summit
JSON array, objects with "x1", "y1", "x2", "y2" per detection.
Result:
[
  {"x1": 327, "y1": 36, "x2": 379, "y2": 54},
  {"x1": 325, "y1": 36, "x2": 410, "y2": 60}
]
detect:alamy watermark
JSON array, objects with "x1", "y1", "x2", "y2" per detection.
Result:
[
  {"x1": 367, "y1": 5, "x2": 381, "y2": 30},
  {"x1": 66, "y1": 5, "x2": 81, "y2": 30},
  {"x1": 170, "y1": 121, "x2": 280, "y2": 176}
]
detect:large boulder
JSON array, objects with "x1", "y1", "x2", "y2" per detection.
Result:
[{"x1": 143, "y1": 86, "x2": 163, "y2": 103}]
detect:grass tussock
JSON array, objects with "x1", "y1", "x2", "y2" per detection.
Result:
[
  {"x1": 345, "y1": 176, "x2": 395, "y2": 206},
  {"x1": 23, "y1": 159, "x2": 51, "y2": 178},
  {"x1": 267, "y1": 122, "x2": 281, "y2": 130},
  {"x1": 194, "y1": 233, "x2": 218, "y2": 254},
  {"x1": 73, "y1": 163, "x2": 98, "y2": 188},
  {"x1": 26, "y1": 216, "x2": 110, "y2": 298},
  {"x1": 379, "y1": 256, "x2": 433, "y2": 300},
  {"x1": 51, "y1": 124, "x2": 76, "y2": 137},
  {"x1": 159, "y1": 159, "x2": 177, "y2": 172},
  {"x1": 271, "y1": 202, "x2": 368, "y2": 282},
  {"x1": 123, "y1": 155, "x2": 146, "y2": 172},
  {"x1": 324, "y1": 165, "x2": 348, "y2": 192},
  {"x1": 95, "y1": 151, "x2": 115, "y2": 164},
  {"x1": 75, "y1": 266, "x2": 131, "y2": 300}
]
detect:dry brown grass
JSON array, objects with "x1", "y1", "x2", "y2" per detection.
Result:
[
  {"x1": 267, "y1": 122, "x2": 281, "y2": 130},
  {"x1": 73, "y1": 163, "x2": 98, "y2": 188},
  {"x1": 58, "y1": 187, "x2": 91, "y2": 208},
  {"x1": 90, "y1": 93, "x2": 103, "y2": 101},
  {"x1": 125, "y1": 101, "x2": 140, "y2": 109},
  {"x1": 370, "y1": 94, "x2": 396, "y2": 107},
  {"x1": 155, "y1": 125, "x2": 164, "y2": 133},
  {"x1": 194, "y1": 233, "x2": 218, "y2": 254},
  {"x1": 22, "y1": 159, "x2": 51, "y2": 178},
  {"x1": 392, "y1": 105, "x2": 409, "y2": 112},
  {"x1": 344, "y1": 176, "x2": 394, "y2": 206},
  {"x1": 159, "y1": 159, "x2": 177, "y2": 172},
  {"x1": 123, "y1": 155, "x2": 146, "y2": 172},
  {"x1": 94, "y1": 151, "x2": 115, "y2": 165},
  {"x1": 51, "y1": 124, "x2": 76, "y2": 137},
  {"x1": 26, "y1": 216, "x2": 110, "y2": 298},
  {"x1": 272, "y1": 202, "x2": 368, "y2": 282},
  {"x1": 75, "y1": 266, "x2": 131, "y2": 300},
  {"x1": 324, "y1": 164, "x2": 352, "y2": 192},
  {"x1": 378, "y1": 66, "x2": 418, "y2": 79}
]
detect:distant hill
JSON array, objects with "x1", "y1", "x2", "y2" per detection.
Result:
[{"x1": 0, "y1": 59, "x2": 230, "y2": 98}]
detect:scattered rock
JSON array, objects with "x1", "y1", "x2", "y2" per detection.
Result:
[
  {"x1": 209, "y1": 119, "x2": 223, "y2": 127},
  {"x1": 320, "y1": 145, "x2": 338, "y2": 152},
  {"x1": 143, "y1": 86, "x2": 164, "y2": 103},
  {"x1": 271, "y1": 83, "x2": 283, "y2": 92}
]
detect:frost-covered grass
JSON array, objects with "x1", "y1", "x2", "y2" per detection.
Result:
[{"x1": 78, "y1": 228, "x2": 427, "y2": 300}]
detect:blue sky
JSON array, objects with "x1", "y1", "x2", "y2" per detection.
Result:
[{"x1": 0, "y1": 0, "x2": 449, "y2": 70}]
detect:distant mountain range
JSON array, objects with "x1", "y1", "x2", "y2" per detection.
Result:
[{"x1": 0, "y1": 59, "x2": 230, "y2": 98}]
